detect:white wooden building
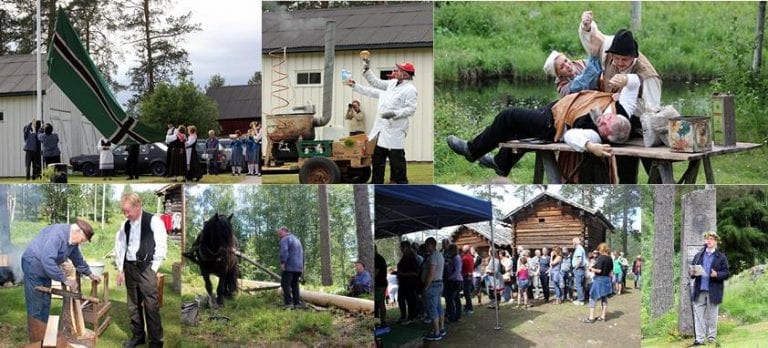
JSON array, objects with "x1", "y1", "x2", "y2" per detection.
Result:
[
  {"x1": 0, "y1": 55, "x2": 101, "y2": 177},
  {"x1": 262, "y1": 3, "x2": 434, "y2": 162}
]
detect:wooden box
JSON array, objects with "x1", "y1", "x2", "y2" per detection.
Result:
[
  {"x1": 711, "y1": 93, "x2": 736, "y2": 146},
  {"x1": 668, "y1": 116, "x2": 712, "y2": 153}
]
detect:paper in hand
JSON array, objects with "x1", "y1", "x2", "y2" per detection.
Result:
[{"x1": 690, "y1": 264, "x2": 705, "y2": 276}]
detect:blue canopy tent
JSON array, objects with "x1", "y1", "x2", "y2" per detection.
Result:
[{"x1": 374, "y1": 185, "x2": 493, "y2": 239}]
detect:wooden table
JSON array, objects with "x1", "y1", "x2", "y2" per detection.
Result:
[{"x1": 498, "y1": 139, "x2": 761, "y2": 184}]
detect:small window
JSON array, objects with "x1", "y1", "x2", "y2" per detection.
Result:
[
  {"x1": 296, "y1": 72, "x2": 321, "y2": 85},
  {"x1": 380, "y1": 70, "x2": 394, "y2": 80},
  {"x1": 538, "y1": 218, "x2": 545, "y2": 223},
  {"x1": 0, "y1": 112, "x2": 4, "y2": 121}
]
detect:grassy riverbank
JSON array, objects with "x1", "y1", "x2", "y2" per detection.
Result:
[{"x1": 435, "y1": 2, "x2": 762, "y2": 83}]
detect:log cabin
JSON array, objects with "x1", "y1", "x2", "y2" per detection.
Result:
[{"x1": 501, "y1": 192, "x2": 614, "y2": 253}]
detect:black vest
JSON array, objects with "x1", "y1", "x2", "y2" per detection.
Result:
[{"x1": 124, "y1": 211, "x2": 156, "y2": 271}]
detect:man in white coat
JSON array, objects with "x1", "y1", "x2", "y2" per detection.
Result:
[{"x1": 345, "y1": 61, "x2": 418, "y2": 184}]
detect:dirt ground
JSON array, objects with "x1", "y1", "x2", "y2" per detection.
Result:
[{"x1": 383, "y1": 287, "x2": 641, "y2": 347}]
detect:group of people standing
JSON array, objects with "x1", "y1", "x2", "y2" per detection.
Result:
[
  {"x1": 225, "y1": 121, "x2": 263, "y2": 176},
  {"x1": 164, "y1": 123, "x2": 204, "y2": 182},
  {"x1": 23, "y1": 120, "x2": 62, "y2": 180},
  {"x1": 378, "y1": 236, "x2": 645, "y2": 342}
]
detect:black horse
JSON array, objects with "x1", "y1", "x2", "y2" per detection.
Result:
[{"x1": 183, "y1": 213, "x2": 239, "y2": 308}]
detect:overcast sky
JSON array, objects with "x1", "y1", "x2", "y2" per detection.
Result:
[{"x1": 114, "y1": 0, "x2": 262, "y2": 105}]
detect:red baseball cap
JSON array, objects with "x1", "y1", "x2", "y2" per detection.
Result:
[{"x1": 396, "y1": 62, "x2": 415, "y2": 75}]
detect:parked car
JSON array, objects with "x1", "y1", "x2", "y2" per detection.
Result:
[
  {"x1": 196, "y1": 139, "x2": 229, "y2": 173},
  {"x1": 70, "y1": 143, "x2": 168, "y2": 177},
  {"x1": 218, "y1": 138, "x2": 234, "y2": 168}
]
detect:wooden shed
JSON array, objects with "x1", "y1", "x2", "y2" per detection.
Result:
[
  {"x1": 262, "y1": 3, "x2": 434, "y2": 161},
  {"x1": 0, "y1": 54, "x2": 101, "y2": 177},
  {"x1": 206, "y1": 84, "x2": 260, "y2": 136},
  {"x1": 501, "y1": 192, "x2": 614, "y2": 252},
  {"x1": 450, "y1": 222, "x2": 513, "y2": 269}
]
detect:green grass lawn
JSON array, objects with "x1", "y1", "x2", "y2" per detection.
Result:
[
  {"x1": 642, "y1": 267, "x2": 768, "y2": 346},
  {"x1": 0, "y1": 219, "x2": 181, "y2": 347},
  {"x1": 181, "y1": 265, "x2": 374, "y2": 347},
  {"x1": 435, "y1": 2, "x2": 759, "y2": 82},
  {"x1": 264, "y1": 162, "x2": 434, "y2": 184}
]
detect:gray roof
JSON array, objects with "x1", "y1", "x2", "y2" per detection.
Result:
[
  {"x1": 0, "y1": 54, "x2": 53, "y2": 96},
  {"x1": 452, "y1": 222, "x2": 513, "y2": 247},
  {"x1": 262, "y1": 3, "x2": 433, "y2": 53},
  {"x1": 502, "y1": 192, "x2": 615, "y2": 230},
  {"x1": 206, "y1": 84, "x2": 261, "y2": 120}
]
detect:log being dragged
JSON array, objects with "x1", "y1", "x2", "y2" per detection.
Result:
[
  {"x1": 239, "y1": 279, "x2": 373, "y2": 314},
  {"x1": 234, "y1": 250, "x2": 281, "y2": 281}
]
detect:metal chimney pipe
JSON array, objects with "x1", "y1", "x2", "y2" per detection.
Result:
[{"x1": 315, "y1": 20, "x2": 335, "y2": 127}]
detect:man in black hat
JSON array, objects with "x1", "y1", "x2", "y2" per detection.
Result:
[
  {"x1": 580, "y1": 11, "x2": 662, "y2": 184},
  {"x1": 21, "y1": 218, "x2": 101, "y2": 343}
]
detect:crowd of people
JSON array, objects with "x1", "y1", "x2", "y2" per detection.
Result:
[
  {"x1": 22, "y1": 118, "x2": 266, "y2": 182},
  {"x1": 223, "y1": 121, "x2": 264, "y2": 177},
  {"x1": 376, "y1": 236, "x2": 643, "y2": 341}
]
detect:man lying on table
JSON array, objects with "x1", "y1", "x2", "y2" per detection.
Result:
[{"x1": 447, "y1": 70, "x2": 641, "y2": 179}]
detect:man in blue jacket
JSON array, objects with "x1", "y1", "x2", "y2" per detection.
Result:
[
  {"x1": 348, "y1": 261, "x2": 372, "y2": 297},
  {"x1": 21, "y1": 219, "x2": 101, "y2": 343},
  {"x1": 278, "y1": 226, "x2": 304, "y2": 309},
  {"x1": 689, "y1": 231, "x2": 730, "y2": 346}
]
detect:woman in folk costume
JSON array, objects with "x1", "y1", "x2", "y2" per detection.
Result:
[
  {"x1": 252, "y1": 122, "x2": 264, "y2": 176},
  {"x1": 229, "y1": 130, "x2": 245, "y2": 175},
  {"x1": 98, "y1": 137, "x2": 114, "y2": 180},
  {"x1": 185, "y1": 125, "x2": 203, "y2": 182},
  {"x1": 166, "y1": 125, "x2": 187, "y2": 181},
  {"x1": 245, "y1": 125, "x2": 259, "y2": 176}
]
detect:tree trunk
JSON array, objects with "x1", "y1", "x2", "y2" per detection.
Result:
[
  {"x1": 101, "y1": 184, "x2": 106, "y2": 230},
  {"x1": 45, "y1": 0, "x2": 58, "y2": 51},
  {"x1": 622, "y1": 191, "x2": 629, "y2": 256},
  {"x1": 630, "y1": 1, "x2": 642, "y2": 32},
  {"x1": 651, "y1": 185, "x2": 674, "y2": 318},
  {"x1": 318, "y1": 185, "x2": 332, "y2": 286},
  {"x1": 143, "y1": 0, "x2": 154, "y2": 93},
  {"x1": 754, "y1": 1, "x2": 766, "y2": 73},
  {"x1": 353, "y1": 185, "x2": 373, "y2": 275},
  {"x1": 679, "y1": 188, "x2": 717, "y2": 336},
  {"x1": 0, "y1": 186, "x2": 11, "y2": 253}
]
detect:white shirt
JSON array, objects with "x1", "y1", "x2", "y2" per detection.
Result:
[
  {"x1": 485, "y1": 257, "x2": 503, "y2": 290},
  {"x1": 115, "y1": 213, "x2": 168, "y2": 273},
  {"x1": 185, "y1": 133, "x2": 198, "y2": 166},
  {"x1": 352, "y1": 70, "x2": 418, "y2": 149},
  {"x1": 579, "y1": 21, "x2": 662, "y2": 115},
  {"x1": 165, "y1": 127, "x2": 178, "y2": 144},
  {"x1": 563, "y1": 74, "x2": 641, "y2": 151}
]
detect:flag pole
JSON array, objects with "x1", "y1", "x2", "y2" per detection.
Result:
[{"x1": 36, "y1": 0, "x2": 42, "y2": 123}]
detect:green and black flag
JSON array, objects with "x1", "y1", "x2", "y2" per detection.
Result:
[{"x1": 47, "y1": 8, "x2": 164, "y2": 145}]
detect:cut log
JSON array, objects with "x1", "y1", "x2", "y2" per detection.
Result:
[
  {"x1": 42, "y1": 315, "x2": 59, "y2": 348},
  {"x1": 235, "y1": 251, "x2": 281, "y2": 281},
  {"x1": 239, "y1": 279, "x2": 373, "y2": 313},
  {"x1": 72, "y1": 299, "x2": 85, "y2": 337}
]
